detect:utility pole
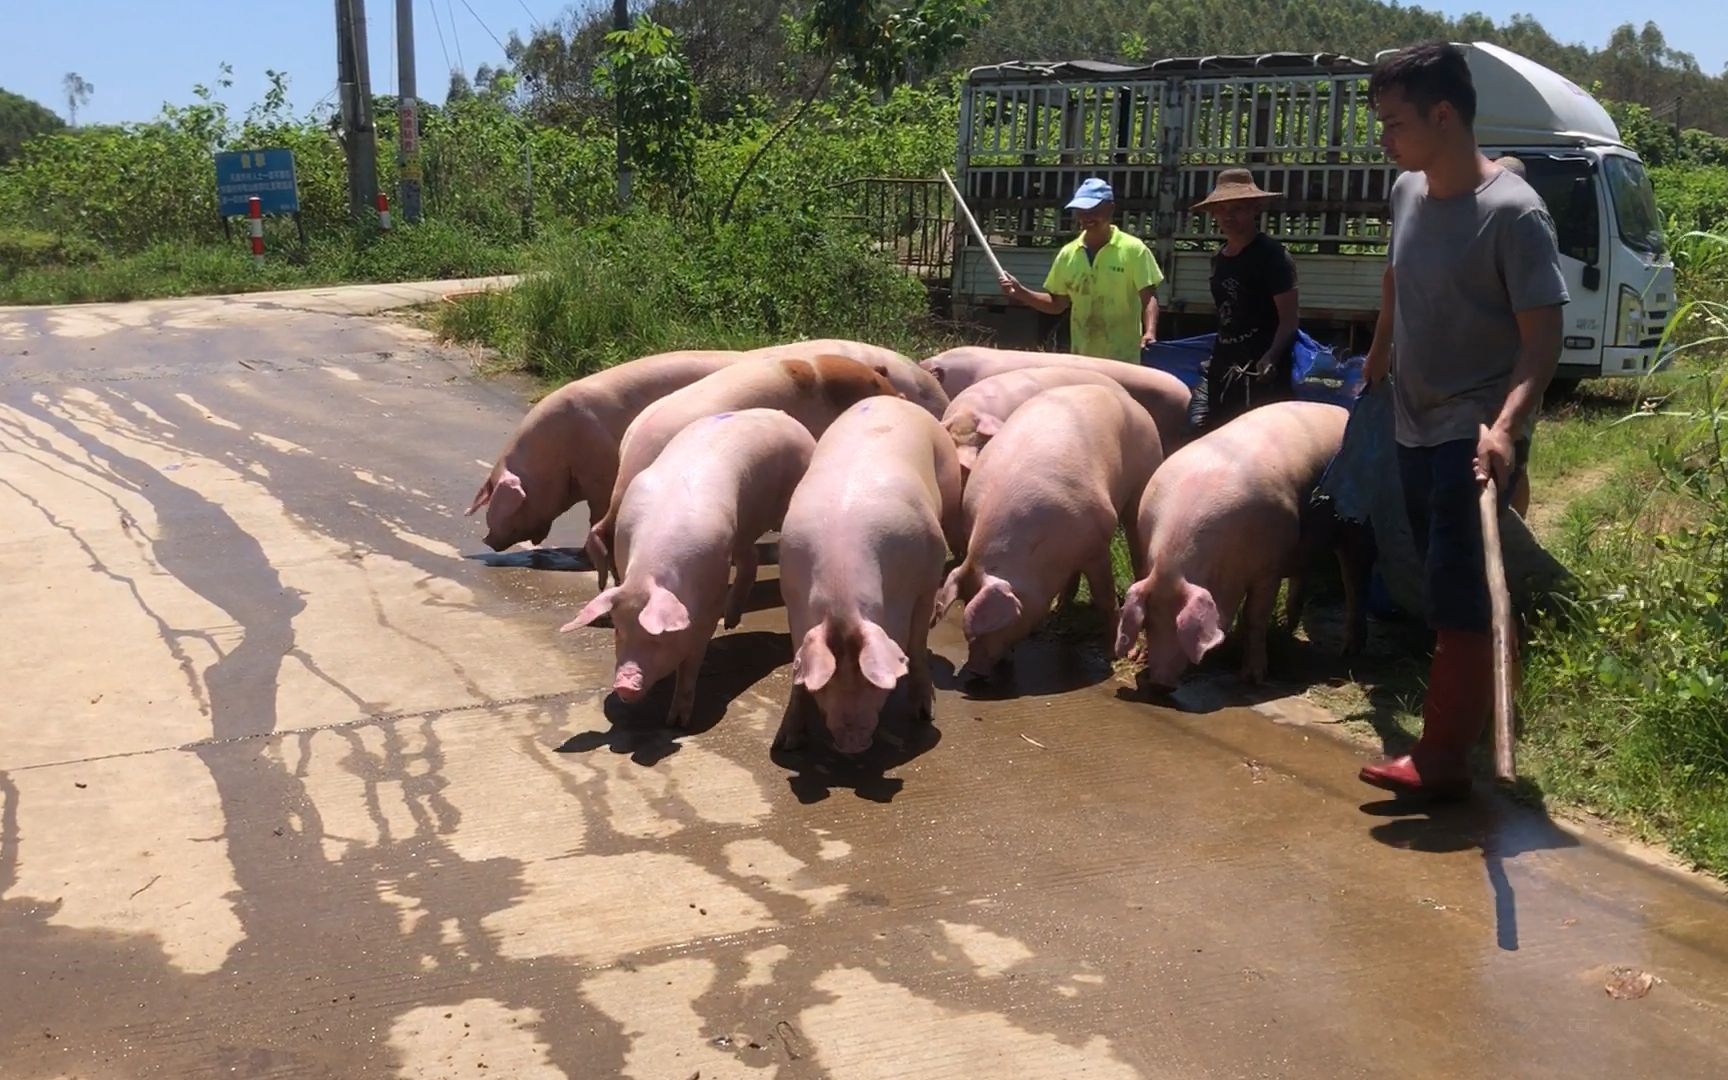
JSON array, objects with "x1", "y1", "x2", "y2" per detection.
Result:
[
  {"x1": 335, "y1": 0, "x2": 380, "y2": 221},
  {"x1": 396, "y1": 0, "x2": 422, "y2": 222},
  {"x1": 613, "y1": 0, "x2": 632, "y2": 206}
]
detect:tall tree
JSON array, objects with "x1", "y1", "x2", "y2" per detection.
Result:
[
  {"x1": 61, "y1": 72, "x2": 93, "y2": 128},
  {"x1": 0, "y1": 87, "x2": 66, "y2": 164}
]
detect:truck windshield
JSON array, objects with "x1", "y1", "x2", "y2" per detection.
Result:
[{"x1": 1603, "y1": 156, "x2": 1666, "y2": 258}]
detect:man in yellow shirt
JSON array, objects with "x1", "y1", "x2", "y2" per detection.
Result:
[{"x1": 998, "y1": 178, "x2": 1164, "y2": 361}]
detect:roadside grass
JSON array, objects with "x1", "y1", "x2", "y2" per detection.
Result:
[
  {"x1": 431, "y1": 212, "x2": 965, "y2": 381},
  {"x1": 0, "y1": 219, "x2": 524, "y2": 306}
]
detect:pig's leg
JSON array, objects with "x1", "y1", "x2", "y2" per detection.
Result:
[
  {"x1": 1239, "y1": 576, "x2": 1280, "y2": 685},
  {"x1": 1122, "y1": 512, "x2": 1147, "y2": 582},
  {"x1": 1084, "y1": 548, "x2": 1119, "y2": 632},
  {"x1": 772, "y1": 688, "x2": 808, "y2": 751},
  {"x1": 909, "y1": 586, "x2": 938, "y2": 725},
  {"x1": 1282, "y1": 571, "x2": 1309, "y2": 633},
  {"x1": 1335, "y1": 522, "x2": 1375, "y2": 657},
  {"x1": 669, "y1": 626, "x2": 716, "y2": 729},
  {"x1": 725, "y1": 542, "x2": 760, "y2": 631},
  {"x1": 1052, "y1": 571, "x2": 1083, "y2": 616}
]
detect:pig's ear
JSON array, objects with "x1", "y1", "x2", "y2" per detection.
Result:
[
  {"x1": 932, "y1": 565, "x2": 968, "y2": 626},
  {"x1": 954, "y1": 444, "x2": 979, "y2": 471},
  {"x1": 639, "y1": 581, "x2": 692, "y2": 636},
  {"x1": 857, "y1": 621, "x2": 909, "y2": 691},
  {"x1": 964, "y1": 575, "x2": 1022, "y2": 637},
  {"x1": 488, "y1": 468, "x2": 528, "y2": 516},
  {"x1": 973, "y1": 413, "x2": 1002, "y2": 438},
  {"x1": 1176, "y1": 582, "x2": 1225, "y2": 663},
  {"x1": 1114, "y1": 580, "x2": 1149, "y2": 658},
  {"x1": 560, "y1": 587, "x2": 620, "y2": 633},
  {"x1": 925, "y1": 361, "x2": 947, "y2": 385},
  {"x1": 793, "y1": 625, "x2": 837, "y2": 692}
]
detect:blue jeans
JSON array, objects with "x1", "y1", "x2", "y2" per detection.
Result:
[{"x1": 1397, "y1": 438, "x2": 1529, "y2": 633}]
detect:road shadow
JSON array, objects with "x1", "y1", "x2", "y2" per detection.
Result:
[
  {"x1": 769, "y1": 684, "x2": 945, "y2": 806},
  {"x1": 554, "y1": 630, "x2": 790, "y2": 765},
  {"x1": 930, "y1": 632, "x2": 1113, "y2": 700},
  {"x1": 1360, "y1": 790, "x2": 1581, "y2": 953},
  {"x1": 465, "y1": 546, "x2": 596, "y2": 572}
]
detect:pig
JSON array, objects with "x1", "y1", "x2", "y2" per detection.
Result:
[
  {"x1": 933, "y1": 382, "x2": 1164, "y2": 677},
  {"x1": 1113, "y1": 400, "x2": 1353, "y2": 690},
  {"x1": 467, "y1": 349, "x2": 746, "y2": 553},
  {"x1": 585, "y1": 355, "x2": 901, "y2": 585},
  {"x1": 751, "y1": 339, "x2": 949, "y2": 419},
  {"x1": 774, "y1": 396, "x2": 964, "y2": 755},
  {"x1": 560, "y1": 409, "x2": 816, "y2": 727},
  {"x1": 943, "y1": 365, "x2": 1155, "y2": 473},
  {"x1": 919, "y1": 345, "x2": 1193, "y2": 452}
]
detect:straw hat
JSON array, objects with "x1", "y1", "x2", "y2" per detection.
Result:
[{"x1": 1191, "y1": 168, "x2": 1282, "y2": 210}]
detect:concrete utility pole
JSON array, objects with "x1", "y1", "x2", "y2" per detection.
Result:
[
  {"x1": 396, "y1": 0, "x2": 422, "y2": 222},
  {"x1": 336, "y1": 0, "x2": 380, "y2": 221},
  {"x1": 613, "y1": 0, "x2": 632, "y2": 206}
]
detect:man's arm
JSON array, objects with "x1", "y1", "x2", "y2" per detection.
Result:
[
  {"x1": 1363, "y1": 266, "x2": 1395, "y2": 387},
  {"x1": 1478, "y1": 304, "x2": 1563, "y2": 486},
  {"x1": 1256, "y1": 289, "x2": 1300, "y2": 379},
  {"x1": 1000, "y1": 273, "x2": 1071, "y2": 315},
  {"x1": 1140, "y1": 286, "x2": 1160, "y2": 345}
]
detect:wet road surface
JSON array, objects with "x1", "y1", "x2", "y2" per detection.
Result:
[{"x1": 2, "y1": 283, "x2": 1726, "y2": 1078}]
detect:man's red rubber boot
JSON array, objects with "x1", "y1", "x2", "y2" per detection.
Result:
[{"x1": 1358, "y1": 629, "x2": 1496, "y2": 801}]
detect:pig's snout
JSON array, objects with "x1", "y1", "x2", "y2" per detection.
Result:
[{"x1": 613, "y1": 664, "x2": 647, "y2": 702}]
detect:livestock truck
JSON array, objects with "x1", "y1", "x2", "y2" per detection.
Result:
[{"x1": 948, "y1": 41, "x2": 1675, "y2": 391}]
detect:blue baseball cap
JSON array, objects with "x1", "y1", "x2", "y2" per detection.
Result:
[{"x1": 1066, "y1": 178, "x2": 1114, "y2": 210}]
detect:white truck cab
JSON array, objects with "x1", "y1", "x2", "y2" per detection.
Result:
[{"x1": 949, "y1": 41, "x2": 1673, "y2": 385}]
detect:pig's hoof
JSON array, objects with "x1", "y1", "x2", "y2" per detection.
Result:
[{"x1": 723, "y1": 611, "x2": 743, "y2": 631}]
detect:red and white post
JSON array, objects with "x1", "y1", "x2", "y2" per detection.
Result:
[
  {"x1": 376, "y1": 192, "x2": 392, "y2": 231},
  {"x1": 248, "y1": 196, "x2": 264, "y2": 267}
]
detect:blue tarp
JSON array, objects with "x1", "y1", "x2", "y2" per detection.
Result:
[{"x1": 1140, "y1": 331, "x2": 1364, "y2": 407}]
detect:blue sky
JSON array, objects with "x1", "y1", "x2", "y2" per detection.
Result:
[{"x1": 4, "y1": 1, "x2": 1724, "y2": 125}]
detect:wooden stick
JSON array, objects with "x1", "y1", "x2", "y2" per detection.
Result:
[
  {"x1": 940, "y1": 168, "x2": 1006, "y2": 280},
  {"x1": 1478, "y1": 478, "x2": 1517, "y2": 783}
]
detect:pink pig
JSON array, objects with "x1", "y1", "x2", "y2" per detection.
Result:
[
  {"x1": 919, "y1": 346, "x2": 1193, "y2": 452},
  {"x1": 750, "y1": 339, "x2": 950, "y2": 419},
  {"x1": 774, "y1": 397, "x2": 964, "y2": 755},
  {"x1": 584, "y1": 355, "x2": 900, "y2": 586},
  {"x1": 1114, "y1": 400, "x2": 1350, "y2": 689},
  {"x1": 560, "y1": 409, "x2": 816, "y2": 727},
  {"x1": 467, "y1": 349, "x2": 745, "y2": 553},
  {"x1": 943, "y1": 365, "x2": 1155, "y2": 473},
  {"x1": 934, "y1": 383, "x2": 1164, "y2": 676}
]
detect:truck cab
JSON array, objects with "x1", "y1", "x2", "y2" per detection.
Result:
[{"x1": 949, "y1": 41, "x2": 1673, "y2": 384}]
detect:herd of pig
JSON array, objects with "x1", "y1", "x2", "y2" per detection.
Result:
[{"x1": 469, "y1": 339, "x2": 1365, "y2": 755}]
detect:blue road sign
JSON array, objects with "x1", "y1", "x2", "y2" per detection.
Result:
[{"x1": 215, "y1": 148, "x2": 300, "y2": 216}]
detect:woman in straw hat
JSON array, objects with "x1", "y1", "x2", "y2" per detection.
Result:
[{"x1": 1190, "y1": 168, "x2": 1301, "y2": 432}]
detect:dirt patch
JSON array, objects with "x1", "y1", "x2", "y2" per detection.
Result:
[{"x1": 1525, "y1": 461, "x2": 1617, "y2": 542}]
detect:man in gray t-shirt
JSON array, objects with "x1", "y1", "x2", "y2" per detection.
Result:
[{"x1": 1358, "y1": 42, "x2": 1569, "y2": 802}]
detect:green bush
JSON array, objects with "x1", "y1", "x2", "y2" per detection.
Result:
[
  {"x1": 1522, "y1": 267, "x2": 1728, "y2": 874},
  {"x1": 436, "y1": 207, "x2": 938, "y2": 379}
]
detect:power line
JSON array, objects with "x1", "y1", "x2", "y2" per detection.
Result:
[
  {"x1": 446, "y1": 0, "x2": 466, "y2": 75},
  {"x1": 456, "y1": 0, "x2": 506, "y2": 52},
  {"x1": 514, "y1": 0, "x2": 540, "y2": 33},
  {"x1": 425, "y1": 0, "x2": 453, "y2": 75}
]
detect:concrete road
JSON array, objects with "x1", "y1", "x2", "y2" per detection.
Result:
[{"x1": 2, "y1": 283, "x2": 1725, "y2": 1079}]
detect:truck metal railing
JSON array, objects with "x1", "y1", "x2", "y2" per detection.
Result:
[{"x1": 831, "y1": 178, "x2": 956, "y2": 283}]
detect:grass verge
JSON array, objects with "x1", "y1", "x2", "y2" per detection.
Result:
[{"x1": 0, "y1": 219, "x2": 524, "y2": 306}]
